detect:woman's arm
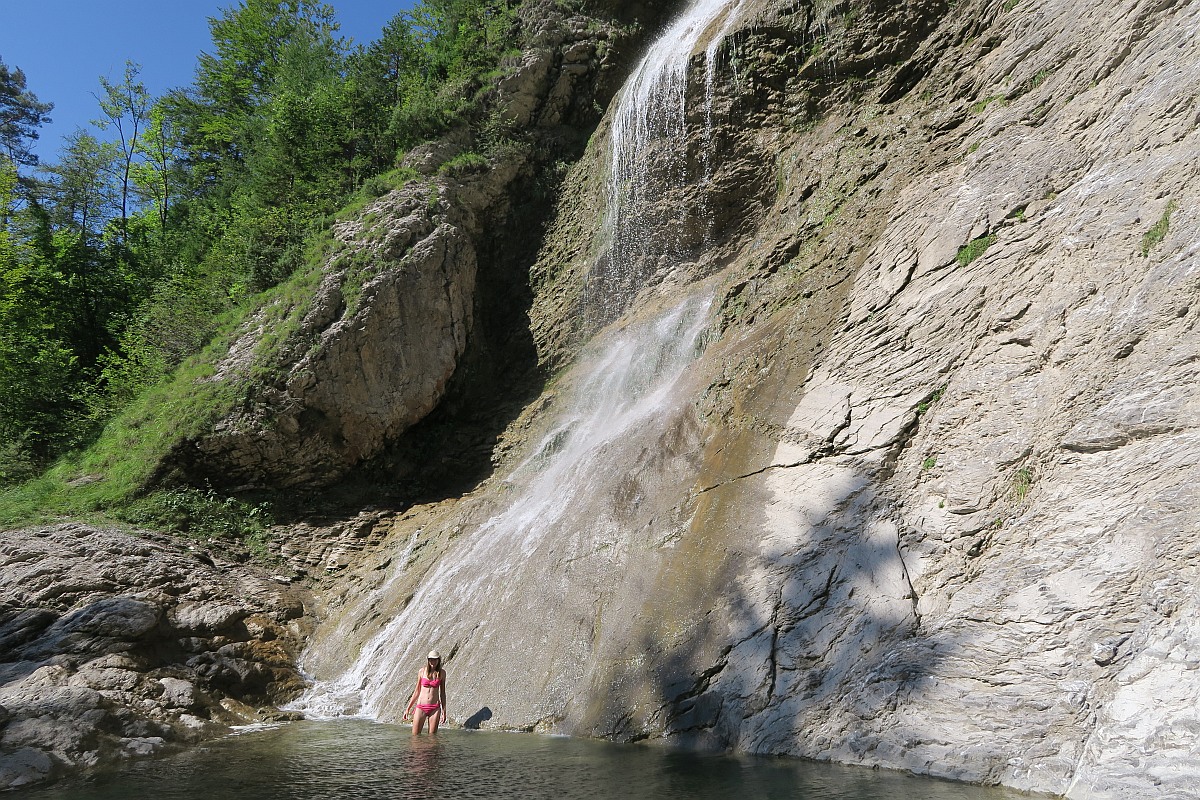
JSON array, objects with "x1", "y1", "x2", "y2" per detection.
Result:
[
  {"x1": 439, "y1": 670, "x2": 448, "y2": 721},
  {"x1": 403, "y1": 673, "x2": 421, "y2": 718}
]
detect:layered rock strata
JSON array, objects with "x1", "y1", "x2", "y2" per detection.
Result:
[{"x1": 0, "y1": 524, "x2": 313, "y2": 790}]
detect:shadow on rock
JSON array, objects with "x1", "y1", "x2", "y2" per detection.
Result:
[{"x1": 462, "y1": 706, "x2": 493, "y2": 730}]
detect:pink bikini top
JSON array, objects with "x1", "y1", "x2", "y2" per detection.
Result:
[{"x1": 420, "y1": 675, "x2": 442, "y2": 688}]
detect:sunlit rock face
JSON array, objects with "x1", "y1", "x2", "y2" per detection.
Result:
[{"x1": 292, "y1": 0, "x2": 1199, "y2": 798}]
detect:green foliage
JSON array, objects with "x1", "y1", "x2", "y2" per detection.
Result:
[
  {"x1": 1028, "y1": 69, "x2": 1051, "y2": 89},
  {"x1": 922, "y1": 455, "x2": 937, "y2": 470},
  {"x1": 0, "y1": 57, "x2": 54, "y2": 169},
  {"x1": 969, "y1": 94, "x2": 1007, "y2": 113},
  {"x1": 1002, "y1": 0, "x2": 1020, "y2": 10},
  {"x1": 94, "y1": 61, "x2": 151, "y2": 239},
  {"x1": 916, "y1": 383, "x2": 947, "y2": 416},
  {"x1": 2, "y1": 0, "x2": 528, "y2": 517},
  {"x1": 0, "y1": 325, "x2": 78, "y2": 481},
  {"x1": 1140, "y1": 200, "x2": 1175, "y2": 257},
  {"x1": 117, "y1": 487, "x2": 272, "y2": 553},
  {"x1": 956, "y1": 233, "x2": 997, "y2": 267},
  {"x1": 439, "y1": 151, "x2": 489, "y2": 176},
  {"x1": 1011, "y1": 466, "x2": 1033, "y2": 501},
  {"x1": 362, "y1": 166, "x2": 420, "y2": 198},
  {"x1": 350, "y1": 0, "x2": 519, "y2": 156}
]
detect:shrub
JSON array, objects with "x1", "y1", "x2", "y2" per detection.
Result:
[
  {"x1": 969, "y1": 94, "x2": 1007, "y2": 113},
  {"x1": 439, "y1": 151, "x2": 489, "y2": 176},
  {"x1": 1140, "y1": 200, "x2": 1176, "y2": 257},
  {"x1": 1011, "y1": 467, "x2": 1033, "y2": 501},
  {"x1": 957, "y1": 234, "x2": 997, "y2": 267},
  {"x1": 117, "y1": 487, "x2": 273, "y2": 558}
]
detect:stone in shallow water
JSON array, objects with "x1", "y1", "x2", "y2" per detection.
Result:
[
  {"x1": 0, "y1": 747, "x2": 54, "y2": 789},
  {"x1": 120, "y1": 737, "x2": 165, "y2": 758}
]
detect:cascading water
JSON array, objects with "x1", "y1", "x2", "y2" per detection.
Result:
[
  {"x1": 291, "y1": 0, "x2": 746, "y2": 726},
  {"x1": 589, "y1": 0, "x2": 748, "y2": 325},
  {"x1": 293, "y1": 294, "x2": 714, "y2": 720}
]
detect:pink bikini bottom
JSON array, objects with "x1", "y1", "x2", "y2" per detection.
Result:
[{"x1": 416, "y1": 703, "x2": 441, "y2": 715}]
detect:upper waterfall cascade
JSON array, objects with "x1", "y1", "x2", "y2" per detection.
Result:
[{"x1": 590, "y1": 0, "x2": 747, "y2": 323}]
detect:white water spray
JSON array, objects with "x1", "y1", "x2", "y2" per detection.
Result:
[
  {"x1": 591, "y1": 0, "x2": 747, "y2": 323},
  {"x1": 293, "y1": 294, "x2": 713, "y2": 719}
]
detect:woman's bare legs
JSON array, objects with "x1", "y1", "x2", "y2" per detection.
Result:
[
  {"x1": 428, "y1": 709, "x2": 441, "y2": 733},
  {"x1": 412, "y1": 708, "x2": 427, "y2": 734}
]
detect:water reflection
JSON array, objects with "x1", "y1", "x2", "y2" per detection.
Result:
[
  {"x1": 402, "y1": 737, "x2": 441, "y2": 796},
  {"x1": 24, "y1": 720, "x2": 1033, "y2": 800}
]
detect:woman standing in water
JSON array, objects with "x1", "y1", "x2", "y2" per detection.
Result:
[{"x1": 404, "y1": 650, "x2": 448, "y2": 733}]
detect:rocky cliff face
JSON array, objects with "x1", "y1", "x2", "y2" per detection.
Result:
[
  {"x1": 155, "y1": 1, "x2": 677, "y2": 492},
  {"x1": 294, "y1": 0, "x2": 1200, "y2": 798}
]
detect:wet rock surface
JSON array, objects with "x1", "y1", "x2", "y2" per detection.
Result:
[{"x1": 0, "y1": 524, "x2": 314, "y2": 790}]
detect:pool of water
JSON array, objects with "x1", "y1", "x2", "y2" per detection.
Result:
[{"x1": 27, "y1": 720, "x2": 1033, "y2": 800}]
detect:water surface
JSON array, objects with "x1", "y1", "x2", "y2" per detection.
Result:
[{"x1": 28, "y1": 720, "x2": 1034, "y2": 800}]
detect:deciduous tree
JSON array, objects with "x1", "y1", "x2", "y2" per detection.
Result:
[{"x1": 95, "y1": 61, "x2": 150, "y2": 242}]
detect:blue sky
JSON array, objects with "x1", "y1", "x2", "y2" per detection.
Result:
[{"x1": 1, "y1": 1, "x2": 417, "y2": 164}]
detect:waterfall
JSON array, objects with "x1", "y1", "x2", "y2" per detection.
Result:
[
  {"x1": 290, "y1": 0, "x2": 744, "y2": 725},
  {"x1": 292, "y1": 294, "x2": 714, "y2": 719},
  {"x1": 589, "y1": 0, "x2": 748, "y2": 324}
]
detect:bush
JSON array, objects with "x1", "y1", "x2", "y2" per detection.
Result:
[
  {"x1": 439, "y1": 151, "x2": 489, "y2": 176},
  {"x1": 0, "y1": 434, "x2": 41, "y2": 487},
  {"x1": 956, "y1": 234, "x2": 997, "y2": 267},
  {"x1": 117, "y1": 487, "x2": 273, "y2": 557},
  {"x1": 1140, "y1": 200, "x2": 1176, "y2": 257}
]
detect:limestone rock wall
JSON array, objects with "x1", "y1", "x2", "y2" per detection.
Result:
[
  {"x1": 302, "y1": 0, "x2": 1200, "y2": 798},
  {"x1": 568, "y1": 0, "x2": 1200, "y2": 796}
]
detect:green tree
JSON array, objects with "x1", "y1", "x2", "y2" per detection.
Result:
[
  {"x1": 0, "y1": 58, "x2": 53, "y2": 169},
  {"x1": 131, "y1": 102, "x2": 182, "y2": 232},
  {"x1": 95, "y1": 61, "x2": 151, "y2": 242},
  {"x1": 37, "y1": 130, "x2": 128, "y2": 366},
  {"x1": 0, "y1": 180, "x2": 80, "y2": 478},
  {"x1": 346, "y1": 13, "x2": 424, "y2": 169},
  {"x1": 172, "y1": 0, "x2": 346, "y2": 178}
]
